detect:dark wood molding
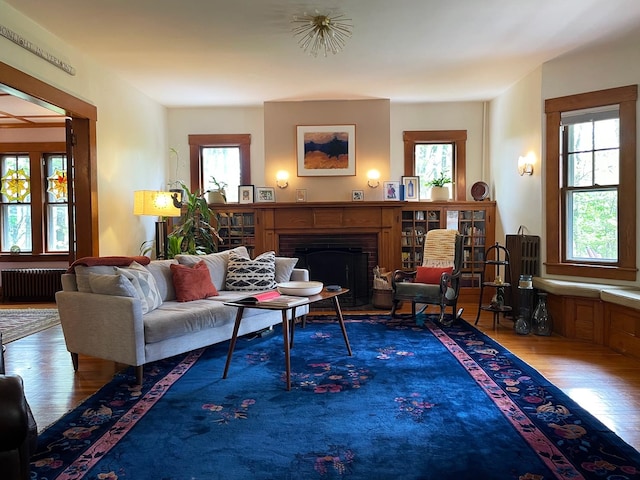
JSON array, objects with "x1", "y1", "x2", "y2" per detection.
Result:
[
  {"x1": 544, "y1": 84, "x2": 637, "y2": 281},
  {"x1": 188, "y1": 134, "x2": 251, "y2": 191},
  {"x1": 0, "y1": 61, "x2": 99, "y2": 260},
  {"x1": 402, "y1": 130, "x2": 467, "y2": 200}
]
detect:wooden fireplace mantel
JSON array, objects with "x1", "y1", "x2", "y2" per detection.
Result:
[
  {"x1": 240, "y1": 200, "x2": 495, "y2": 274},
  {"x1": 253, "y1": 202, "x2": 398, "y2": 270}
]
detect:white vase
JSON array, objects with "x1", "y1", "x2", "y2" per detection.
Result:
[
  {"x1": 430, "y1": 186, "x2": 450, "y2": 201},
  {"x1": 206, "y1": 190, "x2": 226, "y2": 204}
]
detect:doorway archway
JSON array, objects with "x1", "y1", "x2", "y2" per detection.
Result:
[{"x1": 0, "y1": 61, "x2": 98, "y2": 261}]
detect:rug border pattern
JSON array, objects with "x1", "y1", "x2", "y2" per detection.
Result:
[
  {"x1": 427, "y1": 322, "x2": 581, "y2": 479},
  {"x1": 56, "y1": 349, "x2": 205, "y2": 480}
]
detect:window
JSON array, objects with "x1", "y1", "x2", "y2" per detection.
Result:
[
  {"x1": 414, "y1": 143, "x2": 454, "y2": 200},
  {"x1": 44, "y1": 154, "x2": 69, "y2": 252},
  {"x1": 545, "y1": 85, "x2": 637, "y2": 280},
  {"x1": 189, "y1": 134, "x2": 251, "y2": 203},
  {"x1": 1, "y1": 154, "x2": 31, "y2": 252},
  {"x1": 200, "y1": 147, "x2": 241, "y2": 203},
  {"x1": 0, "y1": 146, "x2": 68, "y2": 254},
  {"x1": 403, "y1": 131, "x2": 467, "y2": 200}
]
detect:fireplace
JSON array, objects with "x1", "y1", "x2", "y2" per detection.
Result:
[{"x1": 279, "y1": 234, "x2": 378, "y2": 307}]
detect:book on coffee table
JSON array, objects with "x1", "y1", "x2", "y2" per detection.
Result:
[{"x1": 235, "y1": 290, "x2": 308, "y2": 307}]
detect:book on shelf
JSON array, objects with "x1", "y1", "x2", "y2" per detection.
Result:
[{"x1": 235, "y1": 290, "x2": 308, "y2": 307}]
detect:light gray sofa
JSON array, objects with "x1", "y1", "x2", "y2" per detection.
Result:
[{"x1": 55, "y1": 247, "x2": 309, "y2": 384}]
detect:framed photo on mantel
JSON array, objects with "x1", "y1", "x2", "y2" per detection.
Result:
[
  {"x1": 402, "y1": 176, "x2": 420, "y2": 201},
  {"x1": 383, "y1": 181, "x2": 400, "y2": 201},
  {"x1": 238, "y1": 185, "x2": 254, "y2": 204},
  {"x1": 256, "y1": 186, "x2": 275, "y2": 203}
]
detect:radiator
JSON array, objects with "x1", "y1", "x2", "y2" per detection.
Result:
[
  {"x1": 1, "y1": 268, "x2": 66, "y2": 301},
  {"x1": 505, "y1": 234, "x2": 540, "y2": 318}
]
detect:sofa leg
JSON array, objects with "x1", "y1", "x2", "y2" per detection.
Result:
[
  {"x1": 135, "y1": 365, "x2": 143, "y2": 385},
  {"x1": 71, "y1": 352, "x2": 79, "y2": 371}
]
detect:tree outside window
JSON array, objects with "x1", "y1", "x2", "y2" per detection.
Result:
[
  {"x1": 414, "y1": 143, "x2": 453, "y2": 200},
  {"x1": 564, "y1": 112, "x2": 619, "y2": 262}
]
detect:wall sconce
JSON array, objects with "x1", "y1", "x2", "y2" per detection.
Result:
[
  {"x1": 518, "y1": 153, "x2": 535, "y2": 176},
  {"x1": 367, "y1": 169, "x2": 380, "y2": 188},
  {"x1": 276, "y1": 170, "x2": 289, "y2": 189}
]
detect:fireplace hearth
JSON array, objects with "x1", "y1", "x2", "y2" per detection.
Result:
[
  {"x1": 295, "y1": 247, "x2": 369, "y2": 306},
  {"x1": 279, "y1": 234, "x2": 378, "y2": 307}
]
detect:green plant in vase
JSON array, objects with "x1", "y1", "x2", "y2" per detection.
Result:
[
  {"x1": 167, "y1": 182, "x2": 221, "y2": 257},
  {"x1": 425, "y1": 171, "x2": 452, "y2": 201},
  {"x1": 206, "y1": 176, "x2": 227, "y2": 204}
]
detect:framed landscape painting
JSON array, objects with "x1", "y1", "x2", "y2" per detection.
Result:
[{"x1": 297, "y1": 125, "x2": 356, "y2": 177}]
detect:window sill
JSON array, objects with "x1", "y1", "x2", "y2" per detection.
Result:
[
  {"x1": 545, "y1": 262, "x2": 637, "y2": 282},
  {"x1": 0, "y1": 253, "x2": 69, "y2": 263}
]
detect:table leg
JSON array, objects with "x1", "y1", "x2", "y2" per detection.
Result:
[
  {"x1": 222, "y1": 306, "x2": 245, "y2": 379},
  {"x1": 332, "y1": 296, "x2": 353, "y2": 356},
  {"x1": 289, "y1": 306, "x2": 297, "y2": 349},
  {"x1": 281, "y1": 310, "x2": 291, "y2": 390}
]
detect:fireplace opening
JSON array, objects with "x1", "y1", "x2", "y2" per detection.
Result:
[{"x1": 294, "y1": 247, "x2": 370, "y2": 307}]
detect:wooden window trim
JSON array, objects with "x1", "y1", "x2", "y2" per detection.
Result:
[
  {"x1": 403, "y1": 130, "x2": 467, "y2": 200},
  {"x1": 0, "y1": 61, "x2": 99, "y2": 262},
  {"x1": 544, "y1": 85, "x2": 637, "y2": 281},
  {"x1": 0, "y1": 143, "x2": 67, "y2": 257},
  {"x1": 188, "y1": 134, "x2": 251, "y2": 192}
]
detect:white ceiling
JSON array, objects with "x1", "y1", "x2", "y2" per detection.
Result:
[{"x1": 4, "y1": 0, "x2": 640, "y2": 107}]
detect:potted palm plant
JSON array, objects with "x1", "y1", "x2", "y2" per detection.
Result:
[
  {"x1": 167, "y1": 182, "x2": 221, "y2": 257},
  {"x1": 425, "y1": 172, "x2": 452, "y2": 201}
]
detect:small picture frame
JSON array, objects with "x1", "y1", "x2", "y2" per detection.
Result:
[
  {"x1": 352, "y1": 190, "x2": 364, "y2": 202},
  {"x1": 238, "y1": 185, "x2": 254, "y2": 204},
  {"x1": 256, "y1": 186, "x2": 276, "y2": 203},
  {"x1": 296, "y1": 189, "x2": 307, "y2": 202},
  {"x1": 402, "y1": 176, "x2": 420, "y2": 202},
  {"x1": 383, "y1": 181, "x2": 400, "y2": 201}
]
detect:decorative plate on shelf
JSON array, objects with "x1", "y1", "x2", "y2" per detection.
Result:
[{"x1": 471, "y1": 181, "x2": 489, "y2": 201}]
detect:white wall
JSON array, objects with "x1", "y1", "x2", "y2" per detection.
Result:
[
  {"x1": 492, "y1": 28, "x2": 640, "y2": 284},
  {"x1": 167, "y1": 107, "x2": 265, "y2": 189},
  {"x1": 390, "y1": 101, "x2": 486, "y2": 200},
  {"x1": 167, "y1": 100, "x2": 486, "y2": 203},
  {"x1": 540, "y1": 30, "x2": 640, "y2": 284},
  {"x1": 489, "y1": 68, "x2": 543, "y2": 244},
  {"x1": 0, "y1": 0, "x2": 167, "y2": 257}
]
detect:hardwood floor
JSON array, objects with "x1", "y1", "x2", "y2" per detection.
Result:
[{"x1": 3, "y1": 301, "x2": 640, "y2": 452}]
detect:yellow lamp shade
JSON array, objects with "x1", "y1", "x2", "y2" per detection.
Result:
[{"x1": 133, "y1": 191, "x2": 181, "y2": 217}]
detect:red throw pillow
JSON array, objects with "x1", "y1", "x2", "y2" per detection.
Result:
[
  {"x1": 415, "y1": 266, "x2": 453, "y2": 284},
  {"x1": 170, "y1": 260, "x2": 218, "y2": 302}
]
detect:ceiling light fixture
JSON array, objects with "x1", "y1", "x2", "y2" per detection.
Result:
[{"x1": 292, "y1": 11, "x2": 353, "y2": 57}]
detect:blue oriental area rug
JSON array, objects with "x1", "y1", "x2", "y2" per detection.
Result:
[{"x1": 31, "y1": 314, "x2": 640, "y2": 479}]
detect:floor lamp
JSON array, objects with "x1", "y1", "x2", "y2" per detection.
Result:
[{"x1": 133, "y1": 191, "x2": 181, "y2": 259}]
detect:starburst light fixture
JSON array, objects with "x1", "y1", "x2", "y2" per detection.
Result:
[{"x1": 292, "y1": 11, "x2": 353, "y2": 57}]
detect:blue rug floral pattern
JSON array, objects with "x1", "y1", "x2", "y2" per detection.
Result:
[{"x1": 30, "y1": 314, "x2": 640, "y2": 479}]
